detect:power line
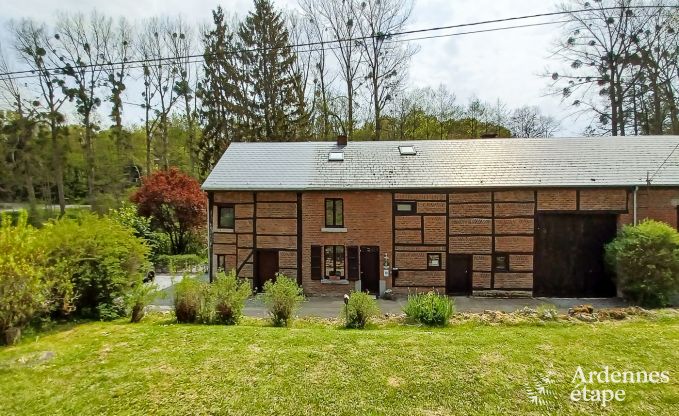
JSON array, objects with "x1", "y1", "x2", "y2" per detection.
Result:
[
  {"x1": 649, "y1": 141, "x2": 679, "y2": 183},
  {"x1": 0, "y1": 5, "x2": 671, "y2": 80},
  {"x1": 0, "y1": 19, "x2": 573, "y2": 83}
]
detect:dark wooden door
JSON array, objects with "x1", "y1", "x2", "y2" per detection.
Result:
[
  {"x1": 446, "y1": 254, "x2": 471, "y2": 295},
  {"x1": 534, "y1": 214, "x2": 617, "y2": 297},
  {"x1": 360, "y1": 246, "x2": 380, "y2": 294},
  {"x1": 255, "y1": 250, "x2": 279, "y2": 292}
]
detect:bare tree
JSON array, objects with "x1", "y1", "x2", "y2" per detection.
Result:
[
  {"x1": 547, "y1": 0, "x2": 656, "y2": 136},
  {"x1": 464, "y1": 97, "x2": 486, "y2": 138},
  {"x1": 629, "y1": 1, "x2": 679, "y2": 134},
  {"x1": 54, "y1": 12, "x2": 112, "y2": 200},
  {"x1": 103, "y1": 17, "x2": 134, "y2": 153},
  {"x1": 287, "y1": 12, "x2": 314, "y2": 139},
  {"x1": 431, "y1": 84, "x2": 460, "y2": 139},
  {"x1": 12, "y1": 19, "x2": 68, "y2": 214},
  {"x1": 303, "y1": 0, "x2": 365, "y2": 139},
  {"x1": 509, "y1": 105, "x2": 560, "y2": 138},
  {"x1": 355, "y1": 0, "x2": 418, "y2": 140},
  {"x1": 0, "y1": 43, "x2": 40, "y2": 206},
  {"x1": 167, "y1": 16, "x2": 200, "y2": 172},
  {"x1": 139, "y1": 17, "x2": 179, "y2": 172}
]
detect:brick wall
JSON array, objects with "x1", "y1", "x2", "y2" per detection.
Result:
[
  {"x1": 619, "y1": 188, "x2": 679, "y2": 228},
  {"x1": 208, "y1": 187, "x2": 679, "y2": 295},
  {"x1": 301, "y1": 191, "x2": 392, "y2": 295}
]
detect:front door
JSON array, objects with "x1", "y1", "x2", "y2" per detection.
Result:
[
  {"x1": 446, "y1": 254, "x2": 471, "y2": 295},
  {"x1": 360, "y1": 246, "x2": 380, "y2": 294},
  {"x1": 255, "y1": 250, "x2": 279, "y2": 292}
]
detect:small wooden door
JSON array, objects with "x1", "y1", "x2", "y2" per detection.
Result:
[
  {"x1": 255, "y1": 250, "x2": 279, "y2": 292},
  {"x1": 360, "y1": 246, "x2": 380, "y2": 294},
  {"x1": 446, "y1": 254, "x2": 471, "y2": 295}
]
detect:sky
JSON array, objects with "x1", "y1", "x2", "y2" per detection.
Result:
[{"x1": 0, "y1": 0, "x2": 587, "y2": 136}]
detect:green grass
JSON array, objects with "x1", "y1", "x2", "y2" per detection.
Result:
[{"x1": 1, "y1": 315, "x2": 678, "y2": 415}]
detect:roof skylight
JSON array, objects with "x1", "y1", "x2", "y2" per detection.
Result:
[
  {"x1": 328, "y1": 151, "x2": 344, "y2": 161},
  {"x1": 398, "y1": 145, "x2": 416, "y2": 155}
]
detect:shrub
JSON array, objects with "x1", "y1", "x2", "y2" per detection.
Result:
[
  {"x1": 41, "y1": 212, "x2": 150, "y2": 319},
  {"x1": 605, "y1": 220, "x2": 679, "y2": 307},
  {"x1": 403, "y1": 291, "x2": 455, "y2": 326},
  {"x1": 0, "y1": 212, "x2": 53, "y2": 344},
  {"x1": 110, "y1": 203, "x2": 167, "y2": 262},
  {"x1": 126, "y1": 283, "x2": 162, "y2": 323},
  {"x1": 173, "y1": 276, "x2": 204, "y2": 323},
  {"x1": 341, "y1": 291, "x2": 380, "y2": 329},
  {"x1": 212, "y1": 270, "x2": 252, "y2": 325},
  {"x1": 262, "y1": 274, "x2": 304, "y2": 327},
  {"x1": 155, "y1": 254, "x2": 207, "y2": 274},
  {"x1": 96, "y1": 298, "x2": 126, "y2": 321}
]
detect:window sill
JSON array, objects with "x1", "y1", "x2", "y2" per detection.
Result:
[
  {"x1": 321, "y1": 279, "x2": 350, "y2": 285},
  {"x1": 321, "y1": 227, "x2": 347, "y2": 233},
  {"x1": 214, "y1": 228, "x2": 235, "y2": 233}
]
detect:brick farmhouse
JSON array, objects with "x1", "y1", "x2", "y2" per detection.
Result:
[{"x1": 202, "y1": 136, "x2": 679, "y2": 297}]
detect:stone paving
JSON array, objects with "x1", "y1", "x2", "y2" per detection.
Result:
[{"x1": 150, "y1": 274, "x2": 627, "y2": 318}]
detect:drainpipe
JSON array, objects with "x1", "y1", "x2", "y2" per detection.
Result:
[
  {"x1": 633, "y1": 186, "x2": 639, "y2": 225},
  {"x1": 207, "y1": 191, "x2": 213, "y2": 283}
]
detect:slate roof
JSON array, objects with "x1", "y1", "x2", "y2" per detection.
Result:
[{"x1": 201, "y1": 136, "x2": 679, "y2": 191}]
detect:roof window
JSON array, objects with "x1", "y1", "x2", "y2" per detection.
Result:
[
  {"x1": 328, "y1": 151, "x2": 344, "y2": 161},
  {"x1": 398, "y1": 146, "x2": 416, "y2": 155}
]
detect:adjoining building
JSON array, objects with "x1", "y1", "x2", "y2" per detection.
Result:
[{"x1": 202, "y1": 135, "x2": 679, "y2": 297}]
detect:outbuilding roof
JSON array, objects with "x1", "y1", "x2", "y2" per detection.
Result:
[{"x1": 201, "y1": 136, "x2": 679, "y2": 191}]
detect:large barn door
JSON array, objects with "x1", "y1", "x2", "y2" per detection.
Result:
[{"x1": 534, "y1": 214, "x2": 617, "y2": 297}]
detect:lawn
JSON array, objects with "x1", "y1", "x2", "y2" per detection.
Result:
[{"x1": 1, "y1": 314, "x2": 678, "y2": 416}]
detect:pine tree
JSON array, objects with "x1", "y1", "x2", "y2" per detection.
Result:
[
  {"x1": 238, "y1": 0, "x2": 307, "y2": 141},
  {"x1": 197, "y1": 7, "x2": 248, "y2": 174}
]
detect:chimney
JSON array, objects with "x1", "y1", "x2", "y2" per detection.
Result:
[
  {"x1": 337, "y1": 134, "x2": 347, "y2": 146},
  {"x1": 480, "y1": 133, "x2": 498, "y2": 139}
]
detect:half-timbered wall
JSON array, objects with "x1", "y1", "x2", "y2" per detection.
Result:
[
  {"x1": 210, "y1": 191, "x2": 299, "y2": 285},
  {"x1": 392, "y1": 188, "x2": 635, "y2": 293},
  {"x1": 392, "y1": 193, "x2": 447, "y2": 291}
]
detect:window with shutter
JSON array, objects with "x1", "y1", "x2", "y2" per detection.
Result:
[
  {"x1": 311, "y1": 245, "x2": 322, "y2": 280},
  {"x1": 347, "y1": 246, "x2": 359, "y2": 281}
]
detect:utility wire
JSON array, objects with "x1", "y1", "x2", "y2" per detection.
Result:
[
  {"x1": 0, "y1": 5, "x2": 672, "y2": 80},
  {"x1": 0, "y1": 18, "x2": 569, "y2": 83},
  {"x1": 648, "y1": 141, "x2": 679, "y2": 183}
]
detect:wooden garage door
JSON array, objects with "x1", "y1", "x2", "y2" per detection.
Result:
[{"x1": 534, "y1": 214, "x2": 617, "y2": 297}]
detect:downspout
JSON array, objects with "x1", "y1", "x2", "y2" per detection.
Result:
[
  {"x1": 207, "y1": 191, "x2": 214, "y2": 283},
  {"x1": 633, "y1": 186, "x2": 639, "y2": 225}
]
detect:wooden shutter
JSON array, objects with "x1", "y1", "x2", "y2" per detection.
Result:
[
  {"x1": 347, "y1": 246, "x2": 359, "y2": 281},
  {"x1": 311, "y1": 245, "x2": 322, "y2": 280}
]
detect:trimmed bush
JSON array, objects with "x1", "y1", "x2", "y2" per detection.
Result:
[
  {"x1": 155, "y1": 254, "x2": 207, "y2": 274},
  {"x1": 262, "y1": 274, "x2": 304, "y2": 327},
  {"x1": 341, "y1": 291, "x2": 380, "y2": 329},
  {"x1": 212, "y1": 270, "x2": 252, "y2": 325},
  {"x1": 173, "y1": 276, "x2": 204, "y2": 323},
  {"x1": 126, "y1": 283, "x2": 162, "y2": 323},
  {"x1": 605, "y1": 219, "x2": 679, "y2": 307},
  {"x1": 403, "y1": 291, "x2": 455, "y2": 326}
]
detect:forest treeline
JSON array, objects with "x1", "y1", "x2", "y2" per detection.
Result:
[{"x1": 0, "y1": 0, "x2": 677, "y2": 212}]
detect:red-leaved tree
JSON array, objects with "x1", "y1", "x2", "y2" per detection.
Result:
[{"x1": 131, "y1": 168, "x2": 207, "y2": 254}]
